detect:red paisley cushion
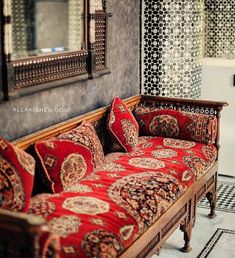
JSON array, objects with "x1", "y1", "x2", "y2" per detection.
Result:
[
  {"x1": 0, "y1": 137, "x2": 35, "y2": 212},
  {"x1": 58, "y1": 121, "x2": 104, "y2": 169},
  {"x1": 29, "y1": 136, "x2": 217, "y2": 258},
  {"x1": 107, "y1": 96, "x2": 139, "y2": 152},
  {"x1": 134, "y1": 106, "x2": 217, "y2": 144},
  {"x1": 35, "y1": 139, "x2": 94, "y2": 193}
]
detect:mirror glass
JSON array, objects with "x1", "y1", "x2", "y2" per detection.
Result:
[{"x1": 11, "y1": 0, "x2": 84, "y2": 60}]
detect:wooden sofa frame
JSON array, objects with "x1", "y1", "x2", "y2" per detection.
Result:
[{"x1": 0, "y1": 94, "x2": 228, "y2": 258}]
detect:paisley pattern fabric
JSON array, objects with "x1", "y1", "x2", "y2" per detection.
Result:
[
  {"x1": 134, "y1": 106, "x2": 218, "y2": 144},
  {"x1": 58, "y1": 121, "x2": 105, "y2": 169},
  {"x1": 14, "y1": 148, "x2": 35, "y2": 175},
  {"x1": 62, "y1": 196, "x2": 110, "y2": 215},
  {"x1": 49, "y1": 215, "x2": 81, "y2": 238},
  {"x1": 149, "y1": 115, "x2": 179, "y2": 137},
  {"x1": 163, "y1": 138, "x2": 196, "y2": 149},
  {"x1": 184, "y1": 111, "x2": 218, "y2": 144},
  {"x1": 35, "y1": 140, "x2": 94, "y2": 193},
  {"x1": 0, "y1": 157, "x2": 25, "y2": 211},
  {"x1": 60, "y1": 154, "x2": 87, "y2": 190},
  {"x1": 128, "y1": 157, "x2": 165, "y2": 169},
  {"x1": 108, "y1": 172, "x2": 183, "y2": 232},
  {"x1": 82, "y1": 229, "x2": 123, "y2": 257},
  {"x1": 29, "y1": 136, "x2": 217, "y2": 258},
  {"x1": 107, "y1": 96, "x2": 139, "y2": 152},
  {"x1": 29, "y1": 197, "x2": 56, "y2": 217},
  {"x1": 134, "y1": 107, "x2": 190, "y2": 138},
  {"x1": 121, "y1": 119, "x2": 138, "y2": 149},
  {"x1": 0, "y1": 137, "x2": 35, "y2": 212},
  {"x1": 152, "y1": 149, "x2": 178, "y2": 158}
]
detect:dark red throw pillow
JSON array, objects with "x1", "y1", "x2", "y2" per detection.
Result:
[
  {"x1": 134, "y1": 107, "x2": 191, "y2": 139},
  {"x1": 0, "y1": 137, "x2": 35, "y2": 212},
  {"x1": 134, "y1": 106, "x2": 217, "y2": 144},
  {"x1": 58, "y1": 121, "x2": 104, "y2": 169},
  {"x1": 35, "y1": 139, "x2": 94, "y2": 193},
  {"x1": 107, "y1": 96, "x2": 139, "y2": 152}
]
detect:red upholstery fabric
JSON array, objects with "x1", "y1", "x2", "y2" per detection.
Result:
[
  {"x1": 107, "y1": 96, "x2": 139, "y2": 152},
  {"x1": 134, "y1": 107, "x2": 217, "y2": 144},
  {"x1": 58, "y1": 121, "x2": 104, "y2": 169},
  {"x1": 35, "y1": 140, "x2": 94, "y2": 193},
  {"x1": 0, "y1": 137, "x2": 35, "y2": 212},
  {"x1": 29, "y1": 136, "x2": 217, "y2": 257}
]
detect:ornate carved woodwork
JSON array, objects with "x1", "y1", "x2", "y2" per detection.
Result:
[
  {"x1": 12, "y1": 50, "x2": 88, "y2": 89},
  {"x1": 0, "y1": 0, "x2": 111, "y2": 100},
  {"x1": 95, "y1": 10, "x2": 107, "y2": 70}
]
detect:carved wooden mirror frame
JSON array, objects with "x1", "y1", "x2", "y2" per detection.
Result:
[{"x1": 0, "y1": 0, "x2": 110, "y2": 101}]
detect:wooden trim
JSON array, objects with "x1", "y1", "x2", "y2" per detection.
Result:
[
  {"x1": 12, "y1": 50, "x2": 88, "y2": 89},
  {"x1": 141, "y1": 94, "x2": 228, "y2": 108},
  {"x1": 120, "y1": 162, "x2": 218, "y2": 258},
  {"x1": 13, "y1": 94, "x2": 141, "y2": 150}
]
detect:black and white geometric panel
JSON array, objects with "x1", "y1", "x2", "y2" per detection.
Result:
[
  {"x1": 141, "y1": 0, "x2": 203, "y2": 99},
  {"x1": 204, "y1": 0, "x2": 235, "y2": 59},
  {"x1": 198, "y1": 181, "x2": 235, "y2": 213}
]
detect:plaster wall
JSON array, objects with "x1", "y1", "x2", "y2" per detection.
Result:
[
  {"x1": 0, "y1": 0, "x2": 140, "y2": 141},
  {"x1": 201, "y1": 58, "x2": 235, "y2": 177}
]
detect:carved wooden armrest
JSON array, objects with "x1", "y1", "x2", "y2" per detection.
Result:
[
  {"x1": 0, "y1": 209, "x2": 59, "y2": 258},
  {"x1": 140, "y1": 95, "x2": 228, "y2": 114}
]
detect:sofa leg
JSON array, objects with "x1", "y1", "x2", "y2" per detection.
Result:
[
  {"x1": 180, "y1": 224, "x2": 192, "y2": 253},
  {"x1": 206, "y1": 191, "x2": 217, "y2": 218}
]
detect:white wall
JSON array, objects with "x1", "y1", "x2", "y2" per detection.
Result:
[{"x1": 201, "y1": 58, "x2": 235, "y2": 177}]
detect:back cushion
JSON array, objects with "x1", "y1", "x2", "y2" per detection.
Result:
[
  {"x1": 0, "y1": 137, "x2": 35, "y2": 212},
  {"x1": 58, "y1": 121, "x2": 105, "y2": 169},
  {"x1": 134, "y1": 106, "x2": 217, "y2": 144},
  {"x1": 35, "y1": 139, "x2": 94, "y2": 193},
  {"x1": 107, "y1": 96, "x2": 139, "y2": 152}
]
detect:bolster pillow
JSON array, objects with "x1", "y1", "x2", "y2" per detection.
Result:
[{"x1": 133, "y1": 106, "x2": 217, "y2": 144}]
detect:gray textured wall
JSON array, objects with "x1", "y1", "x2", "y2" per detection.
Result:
[{"x1": 0, "y1": 0, "x2": 140, "y2": 141}]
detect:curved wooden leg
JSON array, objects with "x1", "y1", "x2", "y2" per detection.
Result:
[
  {"x1": 206, "y1": 191, "x2": 217, "y2": 218},
  {"x1": 180, "y1": 223, "x2": 192, "y2": 253},
  {"x1": 154, "y1": 247, "x2": 161, "y2": 256}
]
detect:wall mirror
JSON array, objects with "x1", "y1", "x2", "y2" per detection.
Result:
[{"x1": 0, "y1": 0, "x2": 110, "y2": 100}]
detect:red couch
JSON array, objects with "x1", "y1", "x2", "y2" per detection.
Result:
[{"x1": 0, "y1": 95, "x2": 227, "y2": 258}]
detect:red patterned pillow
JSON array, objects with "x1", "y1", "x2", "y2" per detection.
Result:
[
  {"x1": 134, "y1": 107, "x2": 191, "y2": 139},
  {"x1": 134, "y1": 106, "x2": 217, "y2": 144},
  {"x1": 58, "y1": 121, "x2": 104, "y2": 169},
  {"x1": 107, "y1": 96, "x2": 139, "y2": 152},
  {"x1": 0, "y1": 137, "x2": 35, "y2": 212},
  {"x1": 182, "y1": 111, "x2": 217, "y2": 144},
  {"x1": 35, "y1": 139, "x2": 94, "y2": 193}
]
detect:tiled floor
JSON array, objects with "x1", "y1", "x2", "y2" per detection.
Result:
[{"x1": 152, "y1": 179, "x2": 235, "y2": 258}]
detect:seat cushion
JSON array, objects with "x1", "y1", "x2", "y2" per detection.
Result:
[
  {"x1": 29, "y1": 136, "x2": 217, "y2": 257},
  {"x1": 0, "y1": 137, "x2": 35, "y2": 212}
]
